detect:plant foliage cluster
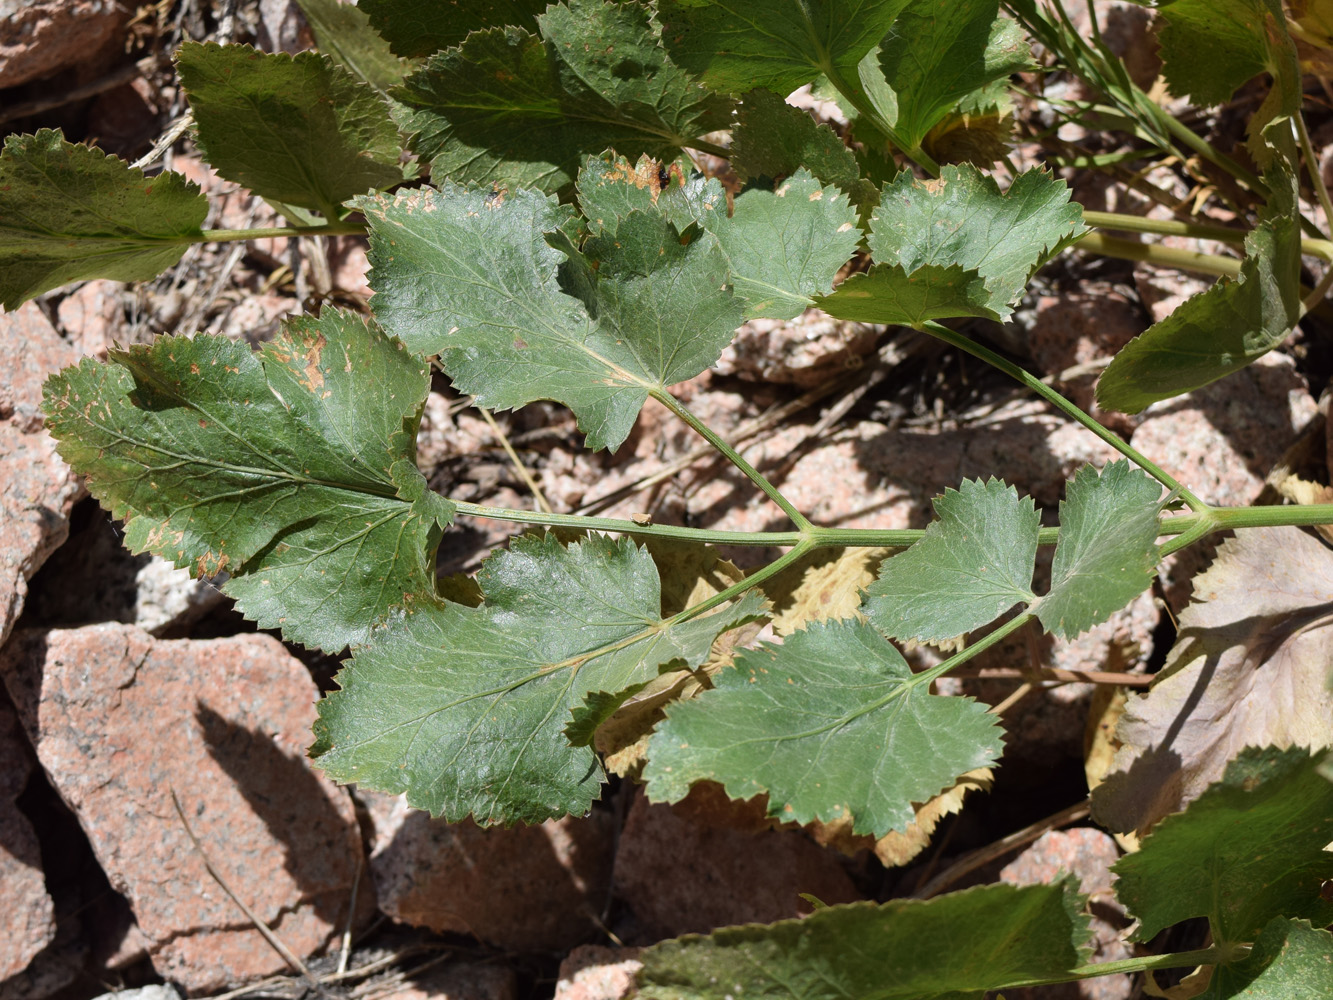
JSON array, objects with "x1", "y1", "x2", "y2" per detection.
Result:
[{"x1": 3, "y1": 0, "x2": 1333, "y2": 995}]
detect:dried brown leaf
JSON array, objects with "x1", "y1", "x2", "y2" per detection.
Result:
[{"x1": 1091, "y1": 526, "x2": 1333, "y2": 835}]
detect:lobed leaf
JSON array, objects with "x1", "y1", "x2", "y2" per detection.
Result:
[
  {"x1": 396, "y1": 0, "x2": 731, "y2": 194},
  {"x1": 657, "y1": 0, "x2": 912, "y2": 97},
  {"x1": 42, "y1": 311, "x2": 450, "y2": 652},
  {"x1": 0, "y1": 130, "x2": 207, "y2": 311},
  {"x1": 1111, "y1": 746, "x2": 1333, "y2": 945},
  {"x1": 359, "y1": 0, "x2": 548, "y2": 58},
  {"x1": 642, "y1": 618, "x2": 1004, "y2": 839},
  {"x1": 1202, "y1": 918, "x2": 1333, "y2": 999},
  {"x1": 1035, "y1": 461, "x2": 1162, "y2": 641},
  {"x1": 637, "y1": 879, "x2": 1090, "y2": 1000},
  {"x1": 821, "y1": 165, "x2": 1083, "y2": 324},
  {"x1": 311, "y1": 532, "x2": 764, "y2": 824},
  {"x1": 876, "y1": 0, "x2": 1030, "y2": 155},
  {"x1": 1092, "y1": 525, "x2": 1333, "y2": 835},
  {"x1": 1156, "y1": 0, "x2": 1288, "y2": 106},
  {"x1": 177, "y1": 42, "x2": 406, "y2": 213},
  {"x1": 576, "y1": 152, "x2": 715, "y2": 237},
  {"x1": 818, "y1": 264, "x2": 999, "y2": 327},
  {"x1": 359, "y1": 181, "x2": 744, "y2": 451},
  {"x1": 865, "y1": 478, "x2": 1038, "y2": 642},
  {"x1": 701, "y1": 169, "x2": 862, "y2": 320}
]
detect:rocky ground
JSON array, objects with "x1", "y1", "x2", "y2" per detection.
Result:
[{"x1": 2, "y1": 2, "x2": 1332, "y2": 1000}]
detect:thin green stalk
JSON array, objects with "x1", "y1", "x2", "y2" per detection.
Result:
[
  {"x1": 1294, "y1": 111, "x2": 1333, "y2": 238},
  {"x1": 672, "y1": 538, "x2": 817, "y2": 624},
  {"x1": 200, "y1": 223, "x2": 364, "y2": 243},
  {"x1": 1085, "y1": 209, "x2": 1333, "y2": 261},
  {"x1": 1076, "y1": 232, "x2": 1242, "y2": 278},
  {"x1": 911, "y1": 613, "x2": 1036, "y2": 690},
  {"x1": 1302, "y1": 262, "x2": 1333, "y2": 316},
  {"x1": 918, "y1": 320, "x2": 1209, "y2": 511},
  {"x1": 999, "y1": 945, "x2": 1237, "y2": 990},
  {"x1": 652, "y1": 388, "x2": 814, "y2": 532},
  {"x1": 450, "y1": 499, "x2": 808, "y2": 547},
  {"x1": 1210, "y1": 501, "x2": 1333, "y2": 531}
]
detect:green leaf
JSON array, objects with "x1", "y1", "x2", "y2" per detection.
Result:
[
  {"x1": 0, "y1": 130, "x2": 207, "y2": 310},
  {"x1": 311, "y1": 532, "x2": 764, "y2": 824},
  {"x1": 396, "y1": 0, "x2": 731, "y2": 194},
  {"x1": 1094, "y1": 152, "x2": 1300, "y2": 413},
  {"x1": 1035, "y1": 461, "x2": 1161, "y2": 641},
  {"x1": 864, "y1": 478, "x2": 1038, "y2": 642},
  {"x1": 876, "y1": 0, "x2": 1030, "y2": 154},
  {"x1": 1157, "y1": 0, "x2": 1289, "y2": 106},
  {"x1": 1204, "y1": 918, "x2": 1333, "y2": 999},
  {"x1": 862, "y1": 165, "x2": 1085, "y2": 320},
  {"x1": 42, "y1": 311, "x2": 450, "y2": 652},
  {"x1": 358, "y1": 182, "x2": 743, "y2": 452},
  {"x1": 576, "y1": 151, "x2": 715, "y2": 237},
  {"x1": 730, "y1": 88, "x2": 875, "y2": 205},
  {"x1": 296, "y1": 0, "x2": 414, "y2": 93},
  {"x1": 637, "y1": 880, "x2": 1090, "y2": 1000},
  {"x1": 1112, "y1": 747, "x2": 1333, "y2": 945},
  {"x1": 359, "y1": 0, "x2": 548, "y2": 58},
  {"x1": 642, "y1": 619, "x2": 1004, "y2": 838},
  {"x1": 817, "y1": 264, "x2": 1001, "y2": 326},
  {"x1": 177, "y1": 42, "x2": 406, "y2": 214},
  {"x1": 657, "y1": 0, "x2": 912, "y2": 97},
  {"x1": 701, "y1": 169, "x2": 862, "y2": 320}
]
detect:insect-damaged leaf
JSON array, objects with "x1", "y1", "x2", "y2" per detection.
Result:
[
  {"x1": 42, "y1": 311, "x2": 451, "y2": 652},
  {"x1": 819, "y1": 165, "x2": 1084, "y2": 325},
  {"x1": 577, "y1": 155, "x2": 860, "y2": 320},
  {"x1": 311, "y1": 532, "x2": 765, "y2": 824},
  {"x1": 177, "y1": 42, "x2": 407, "y2": 213},
  {"x1": 358, "y1": 182, "x2": 743, "y2": 452},
  {"x1": 1091, "y1": 525, "x2": 1333, "y2": 835},
  {"x1": 1111, "y1": 747, "x2": 1333, "y2": 945},
  {"x1": 643, "y1": 619, "x2": 1003, "y2": 839},
  {"x1": 0, "y1": 130, "x2": 207, "y2": 311},
  {"x1": 395, "y1": 0, "x2": 730, "y2": 194},
  {"x1": 637, "y1": 879, "x2": 1090, "y2": 1000},
  {"x1": 864, "y1": 477, "x2": 1039, "y2": 643}
]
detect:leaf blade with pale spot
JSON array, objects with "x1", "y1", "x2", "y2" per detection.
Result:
[{"x1": 41, "y1": 311, "x2": 448, "y2": 651}]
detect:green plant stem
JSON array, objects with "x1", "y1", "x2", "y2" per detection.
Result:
[
  {"x1": 673, "y1": 538, "x2": 817, "y2": 624},
  {"x1": 1076, "y1": 231, "x2": 1242, "y2": 278},
  {"x1": 651, "y1": 388, "x2": 814, "y2": 532},
  {"x1": 199, "y1": 223, "x2": 364, "y2": 242},
  {"x1": 1296, "y1": 111, "x2": 1333, "y2": 239},
  {"x1": 1302, "y1": 261, "x2": 1333, "y2": 316},
  {"x1": 1001, "y1": 945, "x2": 1239, "y2": 990},
  {"x1": 1084, "y1": 210, "x2": 1333, "y2": 261},
  {"x1": 918, "y1": 320, "x2": 1210, "y2": 511},
  {"x1": 911, "y1": 613, "x2": 1035, "y2": 689},
  {"x1": 452, "y1": 494, "x2": 1333, "y2": 548}
]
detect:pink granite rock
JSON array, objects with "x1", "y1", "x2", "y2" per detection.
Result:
[
  {"x1": 0, "y1": 0, "x2": 130, "y2": 88},
  {"x1": 365, "y1": 791, "x2": 614, "y2": 953},
  {"x1": 0, "y1": 304, "x2": 84, "y2": 647},
  {"x1": 714, "y1": 311, "x2": 880, "y2": 387},
  {"x1": 0, "y1": 694, "x2": 55, "y2": 981},
  {"x1": 1000, "y1": 828, "x2": 1132, "y2": 1000},
  {"x1": 0, "y1": 625, "x2": 371, "y2": 995},
  {"x1": 611, "y1": 789, "x2": 859, "y2": 940},
  {"x1": 555, "y1": 945, "x2": 642, "y2": 1000}
]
